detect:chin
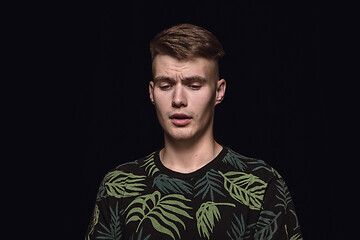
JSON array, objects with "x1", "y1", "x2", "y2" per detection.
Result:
[{"x1": 166, "y1": 128, "x2": 197, "y2": 142}]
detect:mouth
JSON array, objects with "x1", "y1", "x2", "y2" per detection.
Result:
[{"x1": 169, "y1": 113, "x2": 192, "y2": 126}]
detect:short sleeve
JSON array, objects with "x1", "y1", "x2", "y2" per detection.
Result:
[
  {"x1": 85, "y1": 176, "x2": 124, "y2": 240},
  {"x1": 253, "y1": 177, "x2": 303, "y2": 239}
]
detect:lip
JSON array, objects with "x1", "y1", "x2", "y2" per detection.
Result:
[{"x1": 170, "y1": 113, "x2": 192, "y2": 126}]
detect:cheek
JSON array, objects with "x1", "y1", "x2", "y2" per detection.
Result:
[
  {"x1": 194, "y1": 92, "x2": 216, "y2": 118},
  {"x1": 153, "y1": 93, "x2": 169, "y2": 119},
  {"x1": 154, "y1": 89, "x2": 171, "y2": 103}
]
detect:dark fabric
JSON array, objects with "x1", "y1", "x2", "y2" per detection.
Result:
[{"x1": 86, "y1": 147, "x2": 302, "y2": 240}]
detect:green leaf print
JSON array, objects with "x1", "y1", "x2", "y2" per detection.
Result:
[
  {"x1": 254, "y1": 210, "x2": 280, "y2": 240},
  {"x1": 153, "y1": 174, "x2": 192, "y2": 194},
  {"x1": 140, "y1": 152, "x2": 159, "y2": 176},
  {"x1": 129, "y1": 227, "x2": 151, "y2": 240},
  {"x1": 290, "y1": 209, "x2": 300, "y2": 231},
  {"x1": 196, "y1": 201, "x2": 235, "y2": 239},
  {"x1": 247, "y1": 158, "x2": 272, "y2": 173},
  {"x1": 104, "y1": 171, "x2": 146, "y2": 198},
  {"x1": 275, "y1": 178, "x2": 292, "y2": 213},
  {"x1": 226, "y1": 213, "x2": 254, "y2": 240},
  {"x1": 86, "y1": 204, "x2": 99, "y2": 240},
  {"x1": 97, "y1": 202, "x2": 123, "y2": 240},
  {"x1": 223, "y1": 149, "x2": 272, "y2": 173},
  {"x1": 289, "y1": 233, "x2": 303, "y2": 240},
  {"x1": 194, "y1": 169, "x2": 225, "y2": 201},
  {"x1": 222, "y1": 149, "x2": 248, "y2": 171},
  {"x1": 125, "y1": 190, "x2": 193, "y2": 239},
  {"x1": 96, "y1": 180, "x2": 107, "y2": 201},
  {"x1": 219, "y1": 171, "x2": 268, "y2": 210}
]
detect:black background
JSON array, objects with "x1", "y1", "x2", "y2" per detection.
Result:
[{"x1": 54, "y1": 1, "x2": 332, "y2": 239}]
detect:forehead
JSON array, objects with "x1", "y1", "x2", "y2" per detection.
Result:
[{"x1": 152, "y1": 54, "x2": 217, "y2": 79}]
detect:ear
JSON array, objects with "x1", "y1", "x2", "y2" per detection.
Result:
[
  {"x1": 215, "y1": 79, "x2": 226, "y2": 106},
  {"x1": 149, "y1": 81, "x2": 155, "y2": 105}
]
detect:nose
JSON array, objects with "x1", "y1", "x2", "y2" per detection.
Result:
[{"x1": 172, "y1": 84, "x2": 187, "y2": 108}]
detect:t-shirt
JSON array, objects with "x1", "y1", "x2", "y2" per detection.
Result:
[{"x1": 85, "y1": 147, "x2": 303, "y2": 240}]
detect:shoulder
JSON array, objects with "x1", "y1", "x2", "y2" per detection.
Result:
[
  {"x1": 96, "y1": 151, "x2": 157, "y2": 200},
  {"x1": 100, "y1": 151, "x2": 157, "y2": 188},
  {"x1": 221, "y1": 147, "x2": 282, "y2": 183}
]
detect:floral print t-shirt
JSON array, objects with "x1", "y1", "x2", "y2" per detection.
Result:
[{"x1": 86, "y1": 147, "x2": 303, "y2": 240}]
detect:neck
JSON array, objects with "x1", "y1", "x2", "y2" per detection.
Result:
[{"x1": 160, "y1": 129, "x2": 222, "y2": 173}]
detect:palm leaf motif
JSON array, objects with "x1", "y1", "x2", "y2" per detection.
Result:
[
  {"x1": 97, "y1": 202, "x2": 123, "y2": 240},
  {"x1": 140, "y1": 152, "x2": 159, "y2": 176},
  {"x1": 125, "y1": 190, "x2": 193, "y2": 239},
  {"x1": 222, "y1": 149, "x2": 248, "y2": 171},
  {"x1": 271, "y1": 167, "x2": 282, "y2": 179},
  {"x1": 104, "y1": 171, "x2": 146, "y2": 198},
  {"x1": 227, "y1": 213, "x2": 254, "y2": 240},
  {"x1": 194, "y1": 169, "x2": 225, "y2": 201},
  {"x1": 86, "y1": 204, "x2": 99, "y2": 240},
  {"x1": 275, "y1": 178, "x2": 292, "y2": 213},
  {"x1": 96, "y1": 179, "x2": 107, "y2": 201},
  {"x1": 219, "y1": 171, "x2": 267, "y2": 210},
  {"x1": 129, "y1": 227, "x2": 151, "y2": 240},
  {"x1": 289, "y1": 209, "x2": 300, "y2": 231},
  {"x1": 247, "y1": 158, "x2": 272, "y2": 173},
  {"x1": 153, "y1": 174, "x2": 192, "y2": 194},
  {"x1": 290, "y1": 233, "x2": 303, "y2": 240},
  {"x1": 196, "y1": 201, "x2": 235, "y2": 239},
  {"x1": 254, "y1": 210, "x2": 281, "y2": 240}
]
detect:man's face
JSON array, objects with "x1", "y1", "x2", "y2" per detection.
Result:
[{"x1": 149, "y1": 54, "x2": 226, "y2": 142}]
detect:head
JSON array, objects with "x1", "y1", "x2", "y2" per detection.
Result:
[{"x1": 149, "y1": 24, "x2": 226, "y2": 143}]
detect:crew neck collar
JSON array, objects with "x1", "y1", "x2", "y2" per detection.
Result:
[{"x1": 153, "y1": 147, "x2": 228, "y2": 179}]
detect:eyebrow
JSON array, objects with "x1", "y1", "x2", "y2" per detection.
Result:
[{"x1": 153, "y1": 75, "x2": 207, "y2": 83}]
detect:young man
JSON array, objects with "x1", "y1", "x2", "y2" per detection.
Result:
[{"x1": 86, "y1": 24, "x2": 303, "y2": 240}]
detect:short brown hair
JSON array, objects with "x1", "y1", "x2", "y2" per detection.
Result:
[{"x1": 150, "y1": 23, "x2": 225, "y2": 61}]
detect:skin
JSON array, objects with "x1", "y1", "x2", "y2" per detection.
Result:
[{"x1": 149, "y1": 54, "x2": 226, "y2": 173}]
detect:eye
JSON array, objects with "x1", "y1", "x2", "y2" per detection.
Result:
[
  {"x1": 189, "y1": 84, "x2": 201, "y2": 90},
  {"x1": 159, "y1": 83, "x2": 172, "y2": 90}
]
